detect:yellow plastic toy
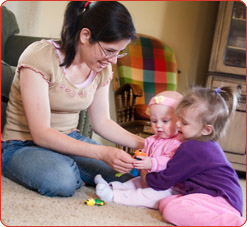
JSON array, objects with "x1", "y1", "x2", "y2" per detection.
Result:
[{"x1": 84, "y1": 197, "x2": 105, "y2": 206}]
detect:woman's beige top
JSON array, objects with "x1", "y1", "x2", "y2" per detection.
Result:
[{"x1": 2, "y1": 40, "x2": 112, "y2": 141}]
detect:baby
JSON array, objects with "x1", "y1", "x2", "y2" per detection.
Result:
[{"x1": 94, "y1": 91, "x2": 183, "y2": 209}]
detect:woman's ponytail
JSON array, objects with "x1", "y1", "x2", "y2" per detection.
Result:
[{"x1": 59, "y1": 1, "x2": 89, "y2": 67}]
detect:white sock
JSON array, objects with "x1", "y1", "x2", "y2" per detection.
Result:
[
  {"x1": 94, "y1": 174, "x2": 113, "y2": 202},
  {"x1": 94, "y1": 174, "x2": 106, "y2": 184}
]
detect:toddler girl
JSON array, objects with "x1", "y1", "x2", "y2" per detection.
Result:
[
  {"x1": 145, "y1": 87, "x2": 245, "y2": 226},
  {"x1": 94, "y1": 91, "x2": 183, "y2": 209}
]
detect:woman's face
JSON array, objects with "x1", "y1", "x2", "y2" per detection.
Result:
[{"x1": 83, "y1": 38, "x2": 130, "y2": 72}]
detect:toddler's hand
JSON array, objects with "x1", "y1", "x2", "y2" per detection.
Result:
[
  {"x1": 140, "y1": 169, "x2": 148, "y2": 185},
  {"x1": 133, "y1": 156, "x2": 152, "y2": 170}
]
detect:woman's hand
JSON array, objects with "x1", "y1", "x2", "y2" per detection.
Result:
[
  {"x1": 133, "y1": 156, "x2": 152, "y2": 170},
  {"x1": 100, "y1": 146, "x2": 134, "y2": 173}
]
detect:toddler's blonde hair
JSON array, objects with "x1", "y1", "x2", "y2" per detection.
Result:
[{"x1": 176, "y1": 86, "x2": 239, "y2": 141}]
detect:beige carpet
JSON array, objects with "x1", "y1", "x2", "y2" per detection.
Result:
[
  {"x1": 1, "y1": 176, "x2": 172, "y2": 226},
  {"x1": 1, "y1": 175, "x2": 246, "y2": 226}
]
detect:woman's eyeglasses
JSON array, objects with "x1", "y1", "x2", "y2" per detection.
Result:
[{"x1": 98, "y1": 42, "x2": 128, "y2": 59}]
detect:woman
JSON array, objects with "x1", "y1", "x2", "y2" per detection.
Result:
[{"x1": 1, "y1": 1, "x2": 144, "y2": 197}]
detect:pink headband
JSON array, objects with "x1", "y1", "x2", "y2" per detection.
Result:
[{"x1": 148, "y1": 95, "x2": 179, "y2": 109}]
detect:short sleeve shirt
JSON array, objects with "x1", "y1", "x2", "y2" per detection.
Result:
[{"x1": 2, "y1": 40, "x2": 113, "y2": 141}]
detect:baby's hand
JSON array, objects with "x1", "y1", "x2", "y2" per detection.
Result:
[{"x1": 133, "y1": 156, "x2": 152, "y2": 170}]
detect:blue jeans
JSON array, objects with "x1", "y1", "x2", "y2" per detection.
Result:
[{"x1": 1, "y1": 131, "x2": 133, "y2": 197}]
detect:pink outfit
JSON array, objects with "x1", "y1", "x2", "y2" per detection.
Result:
[
  {"x1": 111, "y1": 177, "x2": 174, "y2": 209},
  {"x1": 110, "y1": 135, "x2": 181, "y2": 209},
  {"x1": 143, "y1": 135, "x2": 180, "y2": 172},
  {"x1": 159, "y1": 193, "x2": 245, "y2": 226}
]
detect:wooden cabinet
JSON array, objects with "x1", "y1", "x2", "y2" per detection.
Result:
[
  {"x1": 209, "y1": 1, "x2": 246, "y2": 76},
  {"x1": 207, "y1": 1, "x2": 246, "y2": 172}
]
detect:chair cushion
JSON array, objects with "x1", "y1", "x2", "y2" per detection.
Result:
[
  {"x1": 1, "y1": 60, "x2": 15, "y2": 100},
  {"x1": 1, "y1": 60, "x2": 15, "y2": 132},
  {"x1": 1, "y1": 6, "x2": 20, "y2": 60},
  {"x1": 135, "y1": 104, "x2": 150, "y2": 120},
  {"x1": 117, "y1": 35, "x2": 177, "y2": 105}
]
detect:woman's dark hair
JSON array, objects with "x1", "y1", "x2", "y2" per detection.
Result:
[{"x1": 59, "y1": 1, "x2": 136, "y2": 68}]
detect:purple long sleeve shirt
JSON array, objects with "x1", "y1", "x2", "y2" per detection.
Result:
[{"x1": 146, "y1": 140, "x2": 243, "y2": 215}]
